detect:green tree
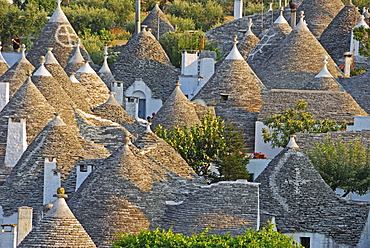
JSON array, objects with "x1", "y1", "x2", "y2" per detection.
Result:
[
  {"x1": 113, "y1": 224, "x2": 302, "y2": 248},
  {"x1": 159, "y1": 31, "x2": 219, "y2": 67},
  {"x1": 262, "y1": 100, "x2": 346, "y2": 148},
  {"x1": 155, "y1": 113, "x2": 250, "y2": 183},
  {"x1": 166, "y1": 0, "x2": 224, "y2": 31},
  {"x1": 308, "y1": 137, "x2": 370, "y2": 197}
]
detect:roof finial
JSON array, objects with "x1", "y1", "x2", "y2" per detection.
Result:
[
  {"x1": 53, "y1": 187, "x2": 68, "y2": 199},
  {"x1": 21, "y1": 44, "x2": 26, "y2": 58},
  {"x1": 47, "y1": 47, "x2": 53, "y2": 52},
  {"x1": 286, "y1": 135, "x2": 299, "y2": 149},
  {"x1": 103, "y1": 43, "x2": 108, "y2": 56},
  {"x1": 54, "y1": 113, "x2": 59, "y2": 116},
  {"x1": 274, "y1": 7, "x2": 288, "y2": 24},
  {"x1": 175, "y1": 80, "x2": 181, "y2": 87},
  {"x1": 349, "y1": 0, "x2": 352, "y2": 5},
  {"x1": 299, "y1": 11, "x2": 305, "y2": 22},
  {"x1": 57, "y1": 0, "x2": 62, "y2": 8},
  {"x1": 141, "y1": 25, "x2": 148, "y2": 32},
  {"x1": 232, "y1": 35, "x2": 238, "y2": 45},
  {"x1": 315, "y1": 55, "x2": 333, "y2": 78},
  {"x1": 155, "y1": 1, "x2": 160, "y2": 6},
  {"x1": 40, "y1": 56, "x2": 45, "y2": 65}
]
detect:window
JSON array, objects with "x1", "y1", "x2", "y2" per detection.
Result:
[
  {"x1": 300, "y1": 237, "x2": 310, "y2": 248},
  {"x1": 220, "y1": 94, "x2": 229, "y2": 102},
  {"x1": 248, "y1": 173, "x2": 254, "y2": 182}
]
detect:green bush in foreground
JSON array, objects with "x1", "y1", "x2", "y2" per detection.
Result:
[{"x1": 113, "y1": 224, "x2": 302, "y2": 248}]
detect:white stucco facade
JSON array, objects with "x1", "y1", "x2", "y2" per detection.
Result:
[
  {"x1": 43, "y1": 158, "x2": 61, "y2": 205},
  {"x1": 285, "y1": 232, "x2": 347, "y2": 248},
  {"x1": 76, "y1": 164, "x2": 94, "y2": 191},
  {"x1": 124, "y1": 79, "x2": 162, "y2": 119},
  {"x1": 254, "y1": 121, "x2": 283, "y2": 159},
  {"x1": 0, "y1": 83, "x2": 9, "y2": 112},
  {"x1": 5, "y1": 118, "x2": 27, "y2": 168}
]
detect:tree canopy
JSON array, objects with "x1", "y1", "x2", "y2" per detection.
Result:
[
  {"x1": 155, "y1": 113, "x2": 250, "y2": 183},
  {"x1": 262, "y1": 100, "x2": 347, "y2": 148},
  {"x1": 113, "y1": 224, "x2": 302, "y2": 248},
  {"x1": 308, "y1": 137, "x2": 370, "y2": 197}
]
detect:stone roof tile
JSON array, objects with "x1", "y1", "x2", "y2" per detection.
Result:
[
  {"x1": 152, "y1": 83, "x2": 201, "y2": 129},
  {"x1": 141, "y1": 3, "x2": 175, "y2": 39},
  {"x1": 255, "y1": 12, "x2": 343, "y2": 90},
  {"x1": 340, "y1": 72, "x2": 370, "y2": 113},
  {"x1": 68, "y1": 140, "x2": 170, "y2": 247},
  {"x1": 319, "y1": 4, "x2": 361, "y2": 64},
  {"x1": 92, "y1": 92, "x2": 136, "y2": 124},
  {"x1": 0, "y1": 46, "x2": 35, "y2": 97},
  {"x1": 297, "y1": 0, "x2": 344, "y2": 37},
  {"x1": 45, "y1": 48, "x2": 92, "y2": 113},
  {"x1": 26, "y1": 3, "x2": 91, "y2": 68},
  {"x1": 255, "y1": 143, "x2": 370, "y2": 247},
  {"x1": 75, "y1": 62, "x2": 110, "y2": 108},
  {"x1": 258, "y1": 89, "x2": 368, "y2": 124},
  {"x1": 18, "y1": 188, "x2": 96, "y2": 248},
  {"x1": 0, "y1": 114, "x2": 86, "y2": 221}
]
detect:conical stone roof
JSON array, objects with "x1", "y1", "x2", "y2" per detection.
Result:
[
  {"x1": 0, "y1": 77, "x2": 55, "y2": 144},
  {"x1": 297, "y1": 0, "x2": 344, "y2": 38},
  {"x1": 319, "y1": 4, "x2": 361, "y2": 64},
  {"x1": 18, "y1": 188, "x2": 96, "y2": 248},
  {"x1": 152, "y1": 83, "x2": 201, "y2": 129},
  {"x1": 302, "y1": 56, "x2": 344, "y2": 91},
  {"x1": 113, "y1": 27, "x2": 173, "y2": 67},
  {"x1": 141, "y1": 3, "x2": 175, "y2": 39},
  {"x1": 75, "y1": 62, "x2": 110, "y2": 108},
  {"x1": 0, "y1": 42, "x2": 9, "y2": 76},
  {"x1": 256, "y1": 12, "x2": 343, "y2": 90},
  {"x1": 26, "y1": 1, "x2": 90, "y2": 67},
  {"x1": 0, "y1": 114, "x2": 86, "y2": 221},
  {"x1": 248, "y1": 10, "x2": 292, "y2": 74},
  {"x1": 195, "y1": 40, "x2": 265, "y2": 109},
  {"x1": 32, "y1": 58, "x2": 78, "y2": 129},
  {"x1": 0, "y1": 46, "x2": 35, "y2": 97},
  {"x1": 134, "y1": 128, "x2": 197, "y2": 180},
  {"x1": 45, "y1": 48, "x2": 92, "y2": 113},
  {"x1": 255, "y1": 138, "x2": 370, "y2": 247},
  {"x1": 111, "y1": 28, "x2": 179, "y2": 101},
  {"x1": 258, "y1": 89, "x2": 368, "y2": 124},
  {"x1": 68, "y1": 139, "x2": 170, "y2": 247},
  {"x1": 64, "y1": 41, "x2": 87, "y2": 75},
  {"x1": 340, "y1": 72, "x2": 370, "y2": 113},
  {"x1": 238, "y1": 31, "x2": 260, "y2": 59},
  {"x1": 92, "y1": 92, "x2": 136, "y2": 124},
  {"x1": 98, "y1": 45, "x2": 115, "y2": 89}
]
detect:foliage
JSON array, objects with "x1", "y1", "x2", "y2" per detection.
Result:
[
  {"x1": 308, "y1": 137, "x2": 370, "y2": 197},
  {"x1": 155, "y1": 113, "x2": 250, "y2": 183},
  {"x1": 64, "y1": 5, "x2": 114, "y2": 35},
  {"x1": 262, "y1": 100, "x2": 347, "y2": 148},
  {"x1": 159, "y1": 31, "x2": 219, "y2": 67},
  {"x1": 13, "y1": 0, "x2": 56, "y2": 14},
  {"x1": 69, "y1": 0, "x2": 135, "y2": 27},
  {"x1": 113, "y1": 224, "x2": 302, "y2": 248},
  {"x1": 352, "y1": 26, "x2": 370, "y2": 57},
  {"x1": 167, "y1": 14, "x2": 196, "y2": 31},
  {"x1": 350, "y1": 66, "x2": 366, "y2": 77},
  {"x1": 0, "y1": 1, "x2": 47, "y2": 48},
  {"x1": 166, "y1": 0, "x2": 224, "y2": 31},
  {"x1": 245, "y1": 3, "x2": 265, "y2": 16}
]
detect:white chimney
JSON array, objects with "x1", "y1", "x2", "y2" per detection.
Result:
[
  {"x1": 43, "y1": 158, "x2": 61, "y2": 205},
  {"x1": 5, "y1": 117, "x2": 27, "y2": 168},
  {"x1": 0, "y1": 224, "x2": 17, "y2": 248},
  {"x1": 112, "y1": 82, "x2": 124, "y2": 105},
  {"x1": 343, "y1": 52, "x2": 352, "y2": 77},
  {"x1": 16, "y1": 207, "x2": 32, "y2": 245},
  {"x1": 181, "y1": 51, "x2": 198, "y2": 76},
  {"x1": 125, "y1": 96, "x2": 139, "y2": 120},
  {"x1": 234, "y1": 0, "x2": 243, "y2": 20},
  {"x1": 0, "y1": 83, "x2": 9, "y2": 112},
  {"x1": 76, "y1": 164, "x2": 94, "y2": 190}
]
